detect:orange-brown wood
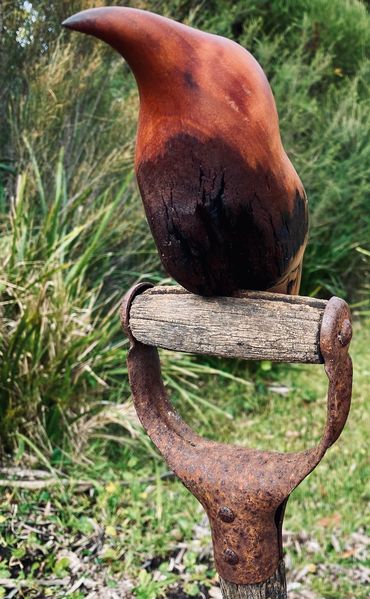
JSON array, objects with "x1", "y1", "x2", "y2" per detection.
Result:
[{"x1": 63, "y1": 7, "x2": 308, "y2": 295}]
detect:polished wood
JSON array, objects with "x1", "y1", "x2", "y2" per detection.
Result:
[{"x1": 63, "y1": 7, "x2": 308, "y2": 296}]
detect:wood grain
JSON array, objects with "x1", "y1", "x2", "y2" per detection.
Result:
[
  {"x1": 219, "y1": 560, "x2": 287, "y2": 598},
  {"x1": 63, "y1": 6, "x2": 308, "y2": 296},
  {"x1": 129, "y1": 286, "x2": 327, "y2": 363}
]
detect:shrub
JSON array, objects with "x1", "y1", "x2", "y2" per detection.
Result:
[
  {"x1": 0, "y1": 0, "x2": 369, "y2": 454},
  {"x1": 0, "y1": 151, "x2": 148, "y2": 453}
]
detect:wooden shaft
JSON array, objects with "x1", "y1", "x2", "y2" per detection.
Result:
[
  {"x1": 129, "y1": 285, "x2": 327, "y2": 364},
  {"x1": 219, "y1": 560, "x2": 287, "y2": 599}
]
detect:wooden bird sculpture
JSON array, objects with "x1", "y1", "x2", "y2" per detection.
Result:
[{"x1": 63, "y1": 7, "x2": 308, "y2": 296}]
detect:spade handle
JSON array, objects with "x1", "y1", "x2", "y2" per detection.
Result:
[{"x1": 122, "y1": 283, "x2": 352, "y2": 597}]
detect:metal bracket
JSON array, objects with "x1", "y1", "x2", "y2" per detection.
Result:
[{"x1": 121, "y1": 284, "x2": 352, "y2": 585}]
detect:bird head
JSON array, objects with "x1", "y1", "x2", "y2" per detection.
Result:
[
  {"x1": 62, "y1": 7, "x2": 285, "y2": 167},
  {"x1": 63, "y1": 8, "x2": 185, "y2": 92}
]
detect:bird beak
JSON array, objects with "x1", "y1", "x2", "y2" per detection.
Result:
[
  {"x1": 62, "y1": 8, "x2": 128, "y2": 54},
  {"x1": 62, "y1": 10, "x2": 96, "y2": 34},
  {"x1": 62, "y1": 7, "x2": 178, "y2": 85}
]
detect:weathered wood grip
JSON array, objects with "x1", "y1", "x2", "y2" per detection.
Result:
[
  {"x1": 219, "y1": 561, "x2": 287, "y2": 598},
  {"x1": 129, "y1": 286, "x2": 327, "y2": 364}
]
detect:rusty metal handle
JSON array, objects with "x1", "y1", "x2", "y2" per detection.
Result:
[{"x1": 121, "y1": 283, "x2": 352, "y2": 585}]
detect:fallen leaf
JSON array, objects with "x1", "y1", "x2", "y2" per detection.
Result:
[
  {"x1": 341, "y1": 549, "x2": 356, "y2": 559},
  {"x1": 105, "y1": 482, "x2": 118, "y2": 494},
  {"x1": 209, "y1": 587, "x2": 222, "y2": 599},
  {"x1": 317, "y1": 512, "x2": 341, "y2": 527},
  {"x1": 105, "y1": 526, "x2": 117, "y2": 537},
  {"x1": 307, "y1": 563, "x2": 317, "y2": 573}
]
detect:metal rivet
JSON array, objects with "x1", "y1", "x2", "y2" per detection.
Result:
[
  {"x1": 218, "y1": 506, "x2": 235, "y2": 523},
  {"x1": 223, "y1": 548, "x2": 239, "y2": 565},
  {"x1": 339, "y1": 319, "x2": 352, "y2": 347}
]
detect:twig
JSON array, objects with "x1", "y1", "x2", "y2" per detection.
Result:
[
  {"x1": 0, "y1": 467, "x2": 60, "y2": 479},
  {"x1": 0, "y1": 577, "x2": 69, "y2": 589},
  {"x1": 0, "y1": 479, "x2": 96, "y2": 490},
  {"x1": 0, "y1": 471, "x2": 175, "y2": 490}
]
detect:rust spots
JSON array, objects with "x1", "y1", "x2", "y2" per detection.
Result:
[
  {"x1": 339, "y1": 318, "x2": 352, "y2": 347},
  {"x1": 122, "y1": 284, "x2": 353, "y2": 584}
]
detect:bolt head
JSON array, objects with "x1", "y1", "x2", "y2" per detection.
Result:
[
  {"x1": 218, "y1": 506, "x2": 235, "y2": 523},
  {"x1": 339, "y1": 318, "x2": 352, "y2": 347},
  {"x1": 223, "y1": 548, "x2": 239, "y2": 565}
]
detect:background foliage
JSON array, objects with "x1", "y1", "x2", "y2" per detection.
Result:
[{"x1": 1, "y1": 0, "x2": 369, "y2": 453}]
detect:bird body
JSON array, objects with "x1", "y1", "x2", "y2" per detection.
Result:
[{"x1": 63, "y1": 7, "x2": 308, "y2": 296}]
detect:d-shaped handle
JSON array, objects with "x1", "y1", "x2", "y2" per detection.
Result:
[{"x1": 121, "y1": 284, "x2": 352, "y2": 585}]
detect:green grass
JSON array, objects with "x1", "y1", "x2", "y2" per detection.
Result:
[
  {"x1": 1, "y1": 0, "x2": 369, "y2": 452},
  {"x1": 1, "y1": 0, "x2": 369, "y2": 454},
  {"x1": 0, "y1": 322, "x2": 368, "y2": 598},
  {"x1": 0, "y1": 158, "x2": 147, "y2": 453}
]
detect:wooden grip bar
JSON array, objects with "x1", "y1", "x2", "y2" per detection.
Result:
[{"x1": 129, "y1": 286, "x2": 328, "y2": 364}]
